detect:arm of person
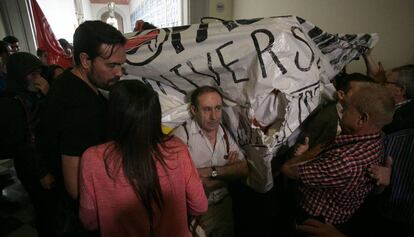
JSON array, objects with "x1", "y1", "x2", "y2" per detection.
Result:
[
  {"x1": 362, "y1": 50, "x2": 386, "y2": 83},
  {"x1": 368, "y1": 156, "x2": 392, "y2": 194},
  {"x1": 216, "y1": 159, "x2": 249, "y2": 180},
  {"x1": 197, "y1": 160, "x2": 248, "y2": 195},
  {"x1": 281, "y1": 144, "x2": 322, "y2": 179},
  {"x1": 182, "y1": 147, "x2": 208, "y2": 216},
  {"x1": 62, "y1": 155, "x2": 80, "y2": 200},
  {"x1": 296, "y1": 219, "x2": 347, "y2": 237},
  {"x1": 79, "y1": 149, "x2": 98, "y2": 231}
]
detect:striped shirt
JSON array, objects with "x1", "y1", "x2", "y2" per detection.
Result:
[
  {"x1": 297, "y1": 132, "x2": 384, "y2": 224},
  {"x1": 379, "y1": 129, "x2": 414, "y2": 224}
]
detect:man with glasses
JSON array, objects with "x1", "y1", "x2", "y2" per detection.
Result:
[{"x1": 382, "y1": 65, "x2": 414, "y2": 133}]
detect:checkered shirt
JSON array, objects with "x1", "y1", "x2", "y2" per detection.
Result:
[{"x1": 297, "y1": 132, "x2": 384, "y2": 224}]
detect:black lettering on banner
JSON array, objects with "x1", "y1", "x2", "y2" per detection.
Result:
[
  {"x1": 291, "y1": 81, "x2": 320, "y2": 124},
  {"x1": 142, "y1": 78, "x2": 153, "y2": 88},
  {"x1": 196, "y1": 23, "x2": 208, "y2": 43},
  {"x1": 317, "y1": 58, "x2": 321, "y2": 69},
  {"x1": 236, "y1": 18, "x2": 263, "y2": 25},
  {"x1": 314, "y1": 34, "x2": 333, "y2": 46},
  {"x1": 126, "y1": 30, "x2": 170, "y2": 66},
  {"x1": 186, "y1": 60, "x2": 219, "y2": 85},
  {"x1": 308, "y1": 26, "x2": 323, "y2": 39},
  {"x1": 319, "y1": 37, "x2": 340, "y2": 54},
  {"x1": 341, "y1": 34, "x2": 357, "y2": 42},
  {"x1": 171, "y1": 25, "x2": 191, "y2": 54},
  {"x1": 207, "y1": 52, "x2": 221, "y2": 84},
  {"x1": 216, "y1": 41, "x2": 249, "y2": 83},
  {"x1": 159, "y1": 75, "x2": 187, "y2": 95},
  {"x1": 291, "y1": 26, "x2": 315, "y2": 72},
  {"x1": 296, "y1": 16, "x2": 306, "y2": 24},
  {"x1": 156, "y1": 81, "x2": 167, "y2": 95},
  {"x1": 171, "y1": 33, "x2": 184, "y2": 54},
  {"x1": 251, "y1": 29, "x2": 287, "y2": 78},
  {"x1": 169, "y1": 64, "x2": 199, "y2": 88},
  {"x1": 298, "y1": 92, "x2": 304, "y2": 124},
  {"x1": 222, "y1": 20, "x2": 239, "y2": 31}
]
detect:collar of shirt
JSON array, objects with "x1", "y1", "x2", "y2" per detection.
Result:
[
  {"x1": 395, "y1": 99, "x2": 411, "y2": 109},
  {"x1": 188, "y1": 119, "x2": 225, "y2": 143}
]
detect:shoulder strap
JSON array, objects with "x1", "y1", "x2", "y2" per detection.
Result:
[
  {"x1": 220, "y1": 124, "x2": 230, "y2": 154},
  {"x1": 182, "y1": 121, "x2": 189, "y2": 146}
]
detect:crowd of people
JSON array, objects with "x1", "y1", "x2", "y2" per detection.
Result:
[{"x1": 0, "y1": 18, "x2": 413, "y2": 237}]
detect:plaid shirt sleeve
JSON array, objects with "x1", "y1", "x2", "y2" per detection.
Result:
[{"x1": 297, "y1": 155, "x2": 355, "y2": 188}]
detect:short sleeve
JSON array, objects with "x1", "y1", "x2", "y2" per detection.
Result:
[
  {"x1": 181, "y1": 144, "x2": 208, "y2": 215},
  {"x1": 79, "y1": 147, "x2": 99, "y2": 230}
]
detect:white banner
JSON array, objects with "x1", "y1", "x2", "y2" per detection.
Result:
[{"x1": 123, "y1": 16, "x2": 378, "y2": 192}]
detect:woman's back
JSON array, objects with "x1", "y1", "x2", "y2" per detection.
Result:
[{"x1": 79, "y1": 136, "x2": 207, "y2": 237}]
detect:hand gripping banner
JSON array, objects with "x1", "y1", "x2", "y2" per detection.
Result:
[{"x1": 123, "y1": 16, "x2": 378, "y2": 192}]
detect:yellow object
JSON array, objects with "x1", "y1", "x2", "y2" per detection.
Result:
[{"x1": 162, "y1": 125, "x2": 173, "y2": 134}]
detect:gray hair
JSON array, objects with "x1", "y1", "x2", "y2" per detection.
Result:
[
  {"x1": 392, "y1": 65, "x2": 414, "y2": 99},
  {"x1": 351, "y1": 83, "x2": 395, "y2": 128}
]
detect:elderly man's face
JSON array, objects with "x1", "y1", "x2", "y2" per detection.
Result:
[
  {"x1": 339, "y1": 98, "x2": 362, "y2": 135},
  {"x1": 384, "y1": 71, "x2": 404, "y2": 103},
  {"x1": 191, "y1": 91, "x2": 223, "y2": 133}
]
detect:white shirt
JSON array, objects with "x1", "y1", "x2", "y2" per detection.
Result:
[{"x1": 173, "y1": 119, "x2": 244, "y2": 204}]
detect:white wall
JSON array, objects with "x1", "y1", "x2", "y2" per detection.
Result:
[
  {"x1": 37, "y1": 0, "x2": 77, "y2": 43},
  {"x1": 209, "y1": 0, "x2": 233, "y2": 20},
  {"x1": 81, "y1": 0, "x2": 92, "y2": 21},
  {"x1": 90, "y1": 3, "x2": 131, "y2": 33},
  {"x1": 233, "y1": 0, "x2": 414, "y2": 73},
  {"x1": 0, "y1": 0, "x2": 37, "y2": 53}
]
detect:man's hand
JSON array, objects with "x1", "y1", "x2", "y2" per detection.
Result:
[
  {"x1": 34, "y1": 77, "x2": 50, "y2": 95},
  {"x1": 296, "y1": 219, "x2": 346, "y2": 237},
  {"x1": 368, "y1": 156, "x2": 393, "y2": 186},
  {"x1": 225, "y1": 151, "x2": 239, "y2": 164},
  {"x1": 294, "y1": 137, "x2": 309, "y2": 156},
  {"x1": 197, "y1": 167, "x2": 212, "y2": 179},
  {"x1": 40, "y1": 173, "x2": 55, "y2": 190},
  {"x1": 200, "y1": 177, "x2": 226, "y2": 196}
]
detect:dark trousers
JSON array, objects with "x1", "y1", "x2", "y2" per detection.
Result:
[{"x1": 18, "y1": 174, "x2": 58, "y2": 237}]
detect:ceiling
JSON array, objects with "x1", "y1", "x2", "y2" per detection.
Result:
[{"x1": 89, "y1": 0, "x2": 130, "y2": 5}]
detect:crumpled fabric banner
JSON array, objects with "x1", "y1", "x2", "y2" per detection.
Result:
[{"x1": 123, "y1": 16, "x2": 378, "y2": 192}]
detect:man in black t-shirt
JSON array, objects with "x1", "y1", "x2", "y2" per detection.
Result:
[{"x1": 39, "y1": 21, "x2": 126, "y2": 236}]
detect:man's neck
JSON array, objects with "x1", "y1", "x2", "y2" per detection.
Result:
[
  {"x1": 350, "y1": 126, "x2": 380, "y2": 136},
  {"x1": 203, "y1": 128, "x2": 218, "y2": 147},
  {"x1": 71, "y1": 67, "x2": 98, "y2": 94}
]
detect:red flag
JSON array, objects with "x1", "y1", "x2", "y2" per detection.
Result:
[{"x1": 31, "y1": 0, "x2": 73, "y2": 68}]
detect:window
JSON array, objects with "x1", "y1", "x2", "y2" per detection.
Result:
[{"x1": 130, "y1": 0, "x2": 184, "y2": 30}]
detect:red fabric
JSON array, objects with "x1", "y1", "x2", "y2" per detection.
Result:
[
  {"x1": 125, "y1": 30, "x2": 159, "y2": 51},
  {"x1": 297, "y1": 132, "x2": 384, "y2": 224},
  {"x1": 31, "y1": 0, "x2": 73, "y2": 68},
  {"x1": 79, "y1": 136, "x2": 208, "y2": 237}
]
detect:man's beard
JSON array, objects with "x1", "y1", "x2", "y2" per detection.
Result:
[{"x1": 87, "y1": 67, "x2": 119, "y2": 90}]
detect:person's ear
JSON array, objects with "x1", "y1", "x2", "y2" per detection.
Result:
[
  {"x1": 79, "y1": 52, "x2": 91, "y2": 69},
  {"x1": 359, "y1": 112, "x2": 369, "y2": 126},
  {"x1": 399, "y1": 85, "x2": 407, "y2": 98},
  {"x1": 190, "y1": 105, "x2": 197, "y2": 116},
  {"x1": 337, "y1": 90, "x2": 345, "y2": 100}
]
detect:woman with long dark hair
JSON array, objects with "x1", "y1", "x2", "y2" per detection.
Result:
[{"x1": 79, "y1": 80, "x2": 208, "y2": 237}]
